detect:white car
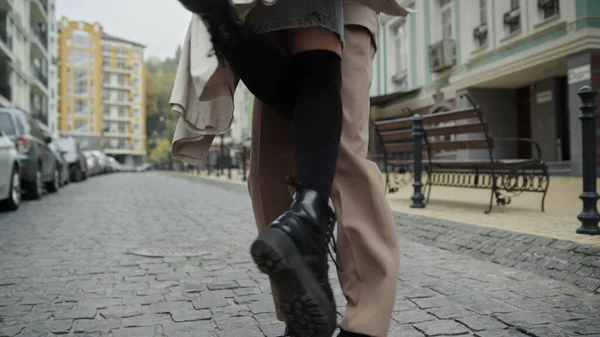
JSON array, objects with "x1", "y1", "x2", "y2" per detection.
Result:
[{"x1": 0, "y1": 127, "x2": 21, "y2": 210}]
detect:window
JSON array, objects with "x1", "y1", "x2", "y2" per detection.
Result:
[
  {"x1": 73, "y1": 30, "x2": 91, "y2": 47},
  {"x1": 392, "y1": 23, "x2": 409, "y2": 88},
  {"x1": 133, "y1": 77, "x2": 140, "y2": 86},
  {"x1": 118, "y1": 122, "x2": 126, "y2": 133},
  {"x1": 133, "y1": 48, "x2": 140, "y2": 57},
  {"x1": 117, "y1": 59, "x2": 126, "y2": 69},
  {"x1": 74, "y1": 120, "x2": 89, "y2": 132},
  {"x1": 134, "y1": 123, "x2": 141, "y2": 132},
  {"x1": 479, "y1": 0, "x2": 487, "y2": 25},
  {"x1": 540, "y1": 0, "x2": 559, "y2": 20},
  {"x1": 74, "y1": 99, "x2": 88, "y2": 115},
  {"x1": 103, "y1": 73, "x2": 110, "y2": 85},
  {"x1": 134, "y1": 139, "x2": 141, "y2": 148},
  {"x1": 118, "y1": 46, "x2": 126, "y2": 55},
  {"x1": 103, "y1": 44, "x2": 111, "y2": 53},
  {"x1": 441, "y1": 0, "x2": 453, "y2": 40},
  {"x1": 118, "y1": 74, "x2": 126, "y2": 86},
  {"x1": 74, "y1": 70, "x2": 88, "y2": 94},
  {"x1": 133, "y1": 107, "x2": 141, "y2": 117},
  {"x1": 0, "y1": 112, "x2": 16, "y2": 136},
  {"x1": 103, "y1": 105, "x2": 110, "y2": 116},
  {"x1": 133, "y1": 93, "x2": 140, "y2": 102},
  {"x1": 118, "y1": 106, "x2": 125, "y2": 117},
  {"x1": 103, "y1": 57, "x2": 110, "y2": 67},
  {"x1": 132, "y1": 61, "x2": 140, "y2": 71},
  {"x1": 103, "y1": 90, "x2": 110, "y2": 101},
  {"x1": 117, "y1": 91, "x2": 125, "y2": 101},
  {"x1": 70, "y1": 50, "x2": 90, "y2": 67},
  {"x1": 118, "y1": 139, "x2": 125, "y2": 148}
]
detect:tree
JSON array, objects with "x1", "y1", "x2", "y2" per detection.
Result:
[{"x1": 145, "y1": 46, "x2": 181, "y2": 156}]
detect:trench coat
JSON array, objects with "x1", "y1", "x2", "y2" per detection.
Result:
[{"x1": 169, "y1": 0, "x2": 414, "y2": 165}]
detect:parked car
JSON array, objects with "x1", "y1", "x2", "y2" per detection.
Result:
[
  {"x1": 56, "y1": 137, "x2": 88, "y2": 182},
  {"x1": 136, "y1": 163, "x2": 152, "y2": 172},
  {"x1": 91, "y1": 150, "x2": 109, "y2": 174},
  {"x1": 36, "y1": 121, "x2": 69, "y2": 187},
  {"x1": 83, "y1": 151, "x2": 101, "y2": 177},
  {"x1": 0, "y1": 127, "x2": 21, "y2": 210},
  {"x1": 106, "y1": 156, "x2": 123, "y2": 173},
  {"x1": 0, "y1": 108, "x2": 61, "y2": 199}
]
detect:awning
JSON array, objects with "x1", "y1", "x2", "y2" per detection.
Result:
[{"x1": 370, "y1": 87, "x2": 421, "y2": 108}]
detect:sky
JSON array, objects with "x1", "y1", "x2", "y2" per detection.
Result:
[{"x1": 56, "y1": 0, "x2": 192, "y2": 60}]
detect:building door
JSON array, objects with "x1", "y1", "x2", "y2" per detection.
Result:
[
  {"x1": 516, "y1": 86, "x2": 532, "y2": 159},
  {"x1": 556, "y1": 76, "x2": 570, "y2": 161}
]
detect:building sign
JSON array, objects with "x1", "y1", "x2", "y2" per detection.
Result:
[
  {"x1": 536, "y1": 90, "x2": 553, "y2": 104},
  {"x1": 568, "y1": 65, "x2": 591, "y2": 84}
]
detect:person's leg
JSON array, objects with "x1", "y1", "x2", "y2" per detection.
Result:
[
  {"x1": 249, "y1": 26, "x2": 344, "y2": 337},
  {"x1": 176, "y1": 0, "x2": 295, "y2": 119},
  {"x1": 331, "y1": 25, "x2": 400, "y2": 337},
  {"x1": 247, "y1": 98, "x2": 294, "y2": 323}
]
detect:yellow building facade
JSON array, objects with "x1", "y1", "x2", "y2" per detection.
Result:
[{"x1": 58, "y1": 17, "x2": 146, "y2": 166}]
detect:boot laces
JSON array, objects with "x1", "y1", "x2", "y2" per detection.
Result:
[{"x1": 284, "y1": 174, "x2": 339, "y2": 270}]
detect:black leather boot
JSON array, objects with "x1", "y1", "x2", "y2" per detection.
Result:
[{"x1": 251, "y1": 186, "x2": 337, "y2": 337}]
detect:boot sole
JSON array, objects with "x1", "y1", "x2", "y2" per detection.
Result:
[{"x1": 250, "y1": 227, "x2": 336, "y2": 337}]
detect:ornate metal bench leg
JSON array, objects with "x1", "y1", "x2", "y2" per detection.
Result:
[
  {"x1": 485, "y1": 187, "x2": 495, "y2": 214},
  {"x1": 541, "y1": 170, "x2": 550, "y2": 212}
]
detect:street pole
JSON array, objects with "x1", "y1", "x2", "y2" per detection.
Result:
[
  {"x1": 576, "y1": 85, "x2": 600, "y2": 235},
  {"x1": 410, "y1": 114, "x2": 425, "y2": 208}
]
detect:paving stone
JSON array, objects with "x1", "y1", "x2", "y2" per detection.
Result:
[
  {"x1": 392, "y1": 309, "x2": 437, "y2": 324},
  {"x1": 149, "y1": 300, "x2": 192, "y2": 314},
  {"x1": 171, "y1": 309, "x2": 212, "y2": 322},
  {"x1": 413, "y1": 319, "x2": 471, "y2": 336},
  {"x1": 456, "y1": 315, "x2": 507, "y2": 331},
  {"x1": 121, "y1": 314, "x2": 171, "y2": 328},
  {"x1": 494, "y1": 312, "x2": 553, "y2": 326},
  {"x1": 99, "y1": 305, "x2": 145, "y2": 319},
  {"x1": 474, "y1": 328, "x2": 531, "y2": 337},
  {"x1": 73, "y1": 318, "x2": 120, "y2": 333},
  {"x1": 111, "y1": 326, "x2": 162, "y2": 337}
]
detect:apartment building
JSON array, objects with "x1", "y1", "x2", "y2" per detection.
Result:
[
  {"x1": 58, "y1": 17, "x2": 147, "y2": 166},
  {"x1": 370, "y1": 0, "x2": 600, "y2": 176},
  {"x1": 0, "y1": 0, "x2": 55, "y2": 127}
]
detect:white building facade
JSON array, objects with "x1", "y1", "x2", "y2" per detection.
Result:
[
  {"x1": 370, "y1": 0, "x2": 600, "y2": 176},
  {"x1": 0, "y1": 0, "x2": 55, "y2": 129}
]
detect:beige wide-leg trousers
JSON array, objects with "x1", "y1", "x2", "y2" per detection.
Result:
[{"x1": 247, "y1": 25, "x2": 400, "y2": 337}]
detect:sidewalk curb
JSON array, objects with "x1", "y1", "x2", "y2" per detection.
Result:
[{"x1": 162, "y1": 171, "x2": 600, "y2": 294}]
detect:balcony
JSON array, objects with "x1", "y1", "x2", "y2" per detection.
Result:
[
  {"x1": 30, "y1": 24, "x2": 48, "y2": 57},
  {"x1": 30, "y1": 67, "x2": 49, "y2": 97},
  {"x1": 103, "y1": 114, "x2": 130, "y2": 122},
  {"x1": 0, "y1": 0, "x2": 13, "y2": 12},
  {"x1": 30, "y1": 0, "x2": 48, "y2": 23},
  {"x1": 0, "y1": 12, "x2": 12, "y2": 58}
]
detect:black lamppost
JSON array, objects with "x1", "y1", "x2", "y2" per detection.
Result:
[{"x1": 576, "y1": 86, "x2": 600, "y2": 235}]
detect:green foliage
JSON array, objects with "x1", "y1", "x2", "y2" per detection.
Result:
[{"x1": 145, "y1": 46, "x2": 181, "y2": 160}]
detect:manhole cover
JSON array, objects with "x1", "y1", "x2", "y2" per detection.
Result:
[{"x1": 127, "y1": 243, "x2": 230, "y2": 257}]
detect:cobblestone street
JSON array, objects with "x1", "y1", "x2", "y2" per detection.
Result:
[{"x1": 1, "y1": 173, "x2": 599, "y2": 337}]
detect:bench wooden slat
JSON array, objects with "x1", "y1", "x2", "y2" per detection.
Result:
[
  {"x1": 425, "y1": 123, "x2": 484, "y2": 138},
  {"x1": 428, "y1": 139, "x2": 489, "y2": 151},
  {"x1": 384, "y1": 142, "x2": 415, "y2": 153},
  {"x1": 421, "y1": 107, "x2": 479, "y2": 125},
  {"x1": 381, "y1": 129, "x2": 412, "y2": 142},
  {"x1": 374, "y1": 118, "x2": 413, "y2": 131}
]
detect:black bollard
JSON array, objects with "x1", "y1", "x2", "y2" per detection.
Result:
[
  {"x1": 242, "y1": 146, "x2": 248, "y2": 182},
  {"x1": 411, "y1": 114, "x2": 425, "y2": 208},
  {"x1": 576, "y1": 86, "x2": 600, "y2": 235}
]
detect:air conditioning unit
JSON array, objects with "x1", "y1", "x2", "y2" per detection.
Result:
[
  {"x1": 473, "y1": 24, "x2": 488, "y2": 45},
  {"x1": 391, "y1": 70, "x2": 408, "y2": 87},
  {"x1": 503, "y1": 8, "x2": 521, "y2": 25},
  {"x1": 429, "y1": 39, "x2": 456, "y2": 73}
]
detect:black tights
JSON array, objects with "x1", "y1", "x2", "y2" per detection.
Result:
[{"x1": 217, "y1": 29, "x2": 343, "y2": 198}]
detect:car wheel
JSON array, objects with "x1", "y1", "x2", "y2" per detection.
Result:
[
  {"x1": 46, "y1": 166, "x2": 60, "y2": 193},
  {"x1": 74, "y1": 166, "x2": 82, "y2": 182},
  {"x1": 26, "y1": 164, "x2": 43, "y2": 200},
  {"x1": 2, "y1": 165, "x2": 21, "y2": 211}
]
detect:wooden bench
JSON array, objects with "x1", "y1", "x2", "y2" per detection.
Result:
[{"x1": 372, "y1": 93, "x2": 550, "y2": 214}]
